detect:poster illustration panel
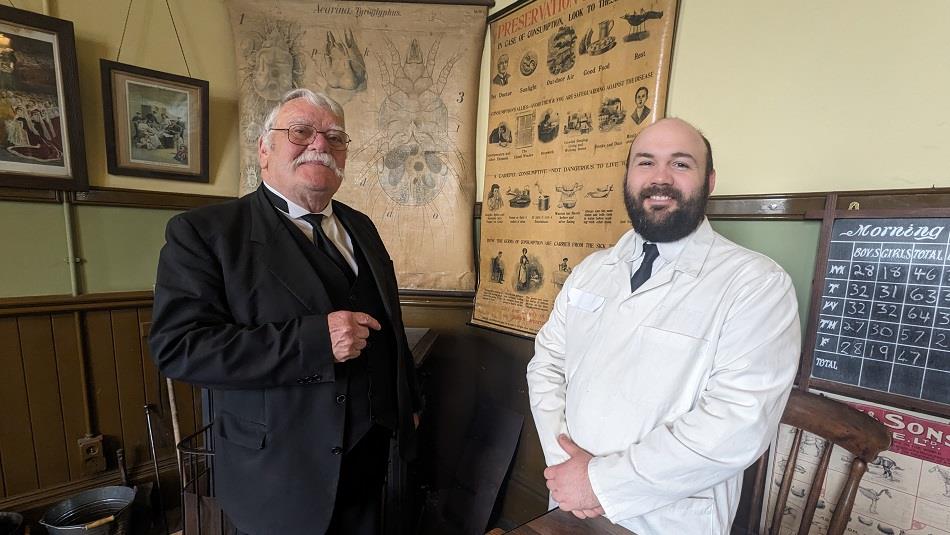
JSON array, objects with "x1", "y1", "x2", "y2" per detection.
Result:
[
  {"x1": 227, "y1": 0, "x2": 486, "y2": 291},
  {"x1": 766, "y1": 395, "x2": 950, "y2": 535},
  {"x1": 473, "y1": 0, "x2": 679, "y2": 335}
]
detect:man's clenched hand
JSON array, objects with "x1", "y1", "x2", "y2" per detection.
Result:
[
  {"x1": 544, "y1": 434, "x2": 604, "y2": 518},
  {"x1": 327, "y1": 311, "x2": 381, "y2": 362}
]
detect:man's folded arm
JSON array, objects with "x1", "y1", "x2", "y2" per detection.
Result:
[
  {"x1": 589, "y1": 271, "x2": 801, "y2": 522},
  {"x1": 149, "y1": 214, "x2": 336, "y2": 390},
  {"x1": 527, "y1": 277, "x2": 574, "y2": 468}
]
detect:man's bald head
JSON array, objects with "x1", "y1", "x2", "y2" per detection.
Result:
[
  {"x1": 633, "y1": 118, "x2": 714, "y2": 181},
  {"x1": 623, "y1": 118, "x2": 716, "y2": 242}
]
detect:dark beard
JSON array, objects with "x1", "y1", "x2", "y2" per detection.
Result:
[{"x1": 624, "y1": 181, "x2": 709, "y2": 242}]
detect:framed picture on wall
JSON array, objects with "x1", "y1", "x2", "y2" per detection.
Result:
[
  {"x1": 100, "y1": 59, "x2": 209, "y2": 182},
  {"x1": 0, "y1": 5, "x2": 88, "y2": 191}
]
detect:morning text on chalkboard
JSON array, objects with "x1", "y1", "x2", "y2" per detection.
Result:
[{"x1": 811, "y1": 217, "x2": 950, "y2": 408}]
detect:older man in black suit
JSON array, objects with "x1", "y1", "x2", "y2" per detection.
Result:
[{"x1": 149, "y1": 88, "x2": 420, "y2": 535}]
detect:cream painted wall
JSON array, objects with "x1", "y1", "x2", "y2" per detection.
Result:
[
  {"x1": 478, "y1": 0, "x2": 950, "y2": 197},
  {"x1": 34, "y1": 0, "x2": 240, "y2": 196},
  {"x1": 18, "y1": 0, "x2": 950, "y2": 199}
]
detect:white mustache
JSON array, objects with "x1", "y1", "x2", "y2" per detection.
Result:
[{"x1": 293, "y1": 151, "x2": 345, "y2": 179}]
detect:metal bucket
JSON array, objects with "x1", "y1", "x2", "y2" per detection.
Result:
[
  {"x1": 40, "y1": 486, "x2": 135, "y2": 535},
  {"x1": 0, "y1": 512, "x2": 23, "y2": 535}
]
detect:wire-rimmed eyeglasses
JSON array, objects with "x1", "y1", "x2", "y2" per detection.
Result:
[{"x1": 270, "y1": 124, "x2": 351, "y2": 150}]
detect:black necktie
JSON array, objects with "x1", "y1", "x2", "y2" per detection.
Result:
[
  {"x1": 300, "y1": 213, "x2": 355, "y2": 284},
  {"x1": 630, "y1": 243, "x2": 659, "y2": 292}
]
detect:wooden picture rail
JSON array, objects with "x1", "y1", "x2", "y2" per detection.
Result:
[{"x1": 0, "y1": 183, "x2": 946, "y2": 223}]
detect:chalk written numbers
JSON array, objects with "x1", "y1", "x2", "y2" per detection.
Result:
[{"x1": 812, "y1": 218, "x2": 950, "y2": 407}]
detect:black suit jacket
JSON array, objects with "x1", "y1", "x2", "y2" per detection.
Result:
[{"x1": 149, "y1": 186, "x2": 419, "y2": 534}]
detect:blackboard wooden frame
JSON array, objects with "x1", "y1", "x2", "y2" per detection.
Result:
[{"x1": 799, "y1": 200, "x2": 950, "y2": 418}]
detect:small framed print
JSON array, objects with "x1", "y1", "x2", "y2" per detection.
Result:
[
  {"x1": 101, "y1": 59, "x2": 209, "y2": 182},
  {"x1": 0, "y1": 5, "x2": 88, "y2": 190}
]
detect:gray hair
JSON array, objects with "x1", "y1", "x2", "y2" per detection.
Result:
[{"x1": 260, "y1": 88, "x2": 345, "y2": 146}]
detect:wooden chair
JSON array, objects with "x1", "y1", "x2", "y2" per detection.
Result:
[{"x1": 743, "y1": 389, "x2": 891, "y2": 535}]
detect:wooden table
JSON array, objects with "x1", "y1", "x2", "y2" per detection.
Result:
[{"x1": 505, "y1": 509, "x2": 634, "y2": 534}]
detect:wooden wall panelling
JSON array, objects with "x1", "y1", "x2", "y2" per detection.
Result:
[
  {"x1": 139, "y1": 310, "x2": 202, "y2": 458},
  {"x1": 0, "y1": 187, "x2": 60, "y2": 203},
  {"x1": 50, "y1": 313, "x2": 88, "y2": 480},
  {"x1": 71, "y1": 187, "x2": 232, "y2": 210},
  {"x1": 137, "y1": 310, "x2": 167, "y2": 422},
  {"x1": 401, "y1": 299, "x2": 479, "y2": 492},
  {"x1": 17, "y1": 315, "x2": 70, "y2": 488},
  {"x1": 400, "y1": 296, "x2": 547, "y2": 529},
  {"x1": 0, "y1": 292, "x2": 154, "y2": 317},
  {"x1": 835, "y1": 187, "x2": 950, "y2": 210},
  {"x1": 136, "y1": 308, "x2": 161, "y2": 408},
  {"x1": 111, "y1": 309, "x2": 150, "y2": 468},
  {"x1": 84, "y1": 310, "x2": 123, "y2": 468},
  {"x1": 0, "y1": 295, "x2": 201, "y2": 515},
  {"x1": 0, "y1": 317, "x2": 38, "y2": 496},
  {"x1": 138, "y1": 318, "x2": 172, "y2": 460},
  {"x1": 706, "y1": 193, "x2": 827, "y2": 220}
]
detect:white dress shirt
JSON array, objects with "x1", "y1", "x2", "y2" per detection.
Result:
[
  {"x1": 262, "y1": 181, "x2": 358, "y2": 274},
  {"x1": 527, "y1": 219, "x2": 801, "y2": 534},
  {"x1": 628, "y1": 238, "x2": 684, "y2": 282}
]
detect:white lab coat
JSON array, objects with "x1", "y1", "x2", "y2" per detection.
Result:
[{"x1": 527, "y1": 220, "x2": 801, "y2": 534}]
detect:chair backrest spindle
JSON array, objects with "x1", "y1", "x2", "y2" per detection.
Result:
[{"x1": 756, "y1": 389, "x2": 891, "y2": 535}]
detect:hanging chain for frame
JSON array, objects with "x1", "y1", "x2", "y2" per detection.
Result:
[
  {"x1": 115, "y1": 0, "x2": 134, "y2": 62},
  {"x1": 6, "y1": 0, "x2": 16, "y2": 8},
  {"x1": 114, "y1": 0, "x2": 192, "y2": 77},
  {"x1": 165, "y1": 0, "x2": 191, "y2": 77}
]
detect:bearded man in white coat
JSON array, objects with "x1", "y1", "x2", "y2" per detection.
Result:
[{"x1": 527, "y1": 118, "x2": 801, "y2": 534}]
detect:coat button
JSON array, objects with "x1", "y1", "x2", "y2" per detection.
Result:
[
  {"x1": 331, "y1": 447, "x2": 343, "y2": 455},
  {"x1": 336, "y1": 394, "x2": 346, "y2": 404}
]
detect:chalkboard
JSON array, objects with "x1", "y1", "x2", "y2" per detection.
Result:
[{"x1": 807, "y1": 216, "x2": 950, "y2": 413}]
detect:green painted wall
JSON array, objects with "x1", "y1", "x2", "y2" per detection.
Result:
[
  {"x1": 711, "y1": 220, "x2": 821, "y2": 331},
  {"x1": 74, "y1": 206, "x2": 180, "y2": 294},
  {"x1": 0, "y1": 201, "x2": 71, "y2": 297},
  {"x1": 1, "y1": 199, "x2": 822, "y2": 318},
  {"x1": 0, "y1": 201, "x2": 178, "y2": 298}
]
